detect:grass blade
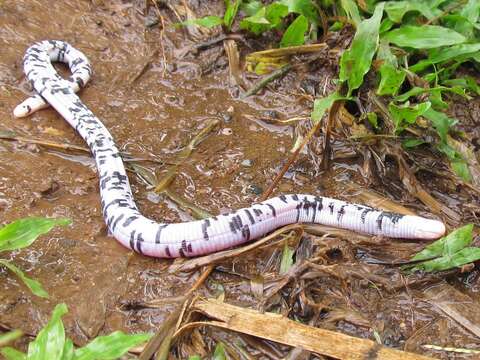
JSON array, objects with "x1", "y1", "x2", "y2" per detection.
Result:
[
  {"x1": 339, "y1": 2, "x2": 385, "y2": 96},
  {"x1": 383, "y1": 25, "x2": 466, "y2": 49},
  {"x1": 0, "y1": 217, "x2": 71, "y2": 253},
  {"x1": 0, "y1": 260, "x2": 49, "y2": 298},
  {"x1": 27, "y1": 303, "x2": 68, "y2": 360},
  {"x1": 74, "y1": 331, "x2": 152, "y2": 360},
  {"x1": 0, "y1": 330, "x2": 22, "y2": 347},
  {"x1": 0, "y1": 347, "x2": 26, "y2": 360}
]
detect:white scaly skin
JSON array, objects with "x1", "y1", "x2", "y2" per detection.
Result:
[{"x1": 14, "y1": 40, "x2": 446, "y2": 258}]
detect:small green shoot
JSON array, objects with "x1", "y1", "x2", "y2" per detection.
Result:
[
  {"x1": 0, "y1": 217, "x2": 71, "y2": 298},
  {"x1": 0, "y1": 304, "x2": 152, "y2": 360},
  {"x1": 180, "y1": 0, "x2": 242, "y2": 31},
  {"x1": 404, "y1": 224, "x2": 480, "y2": 273},
  {"x1": 213, "y1": 342, "x2": 227, "y2": 360},
  {"x1": 339, "y1": 2, "x2": 385, "y2": 96},
  {"x1": 280, "y1": 241, "x2": 295, "y2": 274}
]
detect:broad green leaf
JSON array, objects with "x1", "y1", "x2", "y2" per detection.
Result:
[
  {"x1": 409, "y1": 246, "x2": 480, "y2": 272},
  {"x1": 410, "y1": 44, "x2": 480, "y2": 72},
  {"x1": 241, "y1": 1, "x2": 262, "y2": 16},
  {"x1": 61, "y1": 339, "x2": 74, "y2": 360},
  {"x1": 376, "y1": 41, "x2": 406, "y2": 95},
  {"x1": 27, "y1": 303, "x2": 68, "y2": 360},
  {"x1": 213, "y1": 342, "x2": 227, "y2": 360},
  {"x1": 367, "y1": 112, "x2": 379, "y2": 129},
  {"x1": 0, "y1": 330, "x2": 22, "y2": 347},
  {"x1": 339, "y1": 3, "x2": 385, "y2": 96},
  {"x1": 340, "y1": 0, "x2": 361, "y2": 26},
  {"x1": 442, "y1": 14, "x2": 477, "y2": 39},
  {"x1": 443, "y1": 77, "x2": 480, "y2": 95},
  {"x1": 460, "y1": 0, "x2": 480, "y2": 23},
  {"x1": 279, "y1": 0, "x2": 319, "y2": 24},
  {"x1": 389, "y1": 101, "x2": 431, "y2": 132},
  {"x1": 0, "y1": 260, "x2": 48, "y2": 298},
  {"x1": 0, "y1": 347, "x2": 26, "y2": 360},
  {"x1": 280, "y1": 15, "x2": 308, "y2": 47},
  {"x1": 423, "y1": 108, "x2": 472, "y2": 182},
  {"x1": 423, "y1": 108, "x2": 456, "y2": 143},
  {"x1": 188, "y1": 357, "x2": 202, "y2": 360},
  {"x1": 402, "y1": 138, "x2": 426, "y2": 148},
  {"x1": 383, "y1": 25, "x2": 466, "y2": 49},
  {"x1": 224, "y1": 0, "x2": 242, "y2": 30},
  {"x1": 384, "y1": 1, "x2": 438, "y2": 23},
  {"x1": 240, "y1": 3, "x2": 289, "y2": 34},
  {"x1": 181, "y1": 16, "x2": 224, "y2": 28},
  {"x1": 379, "y1": 18, "x2": 395, "y2": 33},
  {"x1": 74, "y1": 331, "x2": 152, "y2": 360},
  {"x1": 311, "y1": 91, "x2": 344, "y2": 123},
  {"x1": 0, "y1": 217, "x2": 71, "y2": 253},
  {"x1": 378, "y1": 63, "x2": 405, "y2": 95},
  {"x1": 451, "y1": 160, "x2": 472, "y2": 182},
  {"x1": 411, "y1": 224, "x2": 473, "y2": 261},
  {"x1": 429, "y1": 88, "x2": 448, "y2": 110},
  {"x1": 280, "y1": 242, "x2": 294, "y2": 274},
  {"x1": 394, "y1": 86, "x2": 469, "y2": 105},
  {"x1": 394, "y1": 87, "x2": 428, "y2": 102}
]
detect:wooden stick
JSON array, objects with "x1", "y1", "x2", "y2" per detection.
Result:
[{"x1": 189, "y1": 298, "x2": 435, "y2": 360}]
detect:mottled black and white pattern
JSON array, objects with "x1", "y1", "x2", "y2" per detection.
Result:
[{"x1": 14, "y1": 41, "x2": 446, "y2": 258}]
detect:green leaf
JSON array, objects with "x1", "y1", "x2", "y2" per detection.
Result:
[
  {"x1": 411, "y1": 224, "x2": 473, "y2": 261},
  {"x1": 367, "y1": 112, "x2": 379, "y2": 129},
  {"x1": 378, "y1": 63, "x2": 406, "y2": 95},
  {"x1": 311, "y1": 91, "x2": 344, "y2": 123},
  {"x1": 0, "y1": 330, "x2": 22, "y2": 347},
  {"x1": 383, "y1": 25, "x2": 466, "y2": 49},
  {"x1": 394, "y1": 87, "x2": 428, "y2": 102},
  {"x1": 188, "y1": 356, "x2": 202, "y2": 360},
  {"x1": 423, "y1": 107, "x2": 456, "y2": 143},
  {"x1": 0, "y1": 217, "x2": 71, "y2": 253},
  {"x1": 224, "y1": 0, "x2": 242, "y2": 30},
  {"x1": 339, "y1": 2, "x2": 385, "y2": 96},
  {"x1": 402, "y1": 138, "x2": 426, "y2": 148},
  {"x1": 451, "y1": 160, "x2": 472, "y2": 182},
  {"x1": 280, "y1": 15, "x2": 308, "y2": 47},
  {"x1": 340, "y1": 0, "x2": 361, "y2": 26},
  {"x1": 74, "y1": 331, "x2": 152, "y2": 360},
  {"x1": 27, "y1": 303, "x2": 68, "y2": 360},
  {"x1": 409, "y1": 246, "x2": 480, "y2": 272},
  {"x1": 384, "y1": 1, "x2": 438, "y2": 23},
  {"x1": 213, "y1": 342, "x2": 227, "y2": 360},
  {"x1": 389, "y1": 101, "x2": 431, "y2": 133},
  {"x1": 0, "y1": 347, "x2": 27, "y2": 360},
  {"x1": 280, "y1": 242, "x2": 295, "y2": 274},
  {"x1": 443, "y1": 77, "x2": 480, "y2": 95},
  {"x1": 241, "y1": 1, "x2": 262, "y2": 16},
  {"x1": 0, "y1": 260, "x2": 48, "y2": 298},
  {"x1": 240, "y1": 3, "x2": 289, "y2": 34},
  {"x1": 376, "y1": 41, "x2": 406, "y2": 95},
  {"x1": 61, "y1": 339, "x2": 74, "y2": 360},
  {"x1": 279, "y1": 0, "x2": 319, "y2": 24},
  {"x1": 410, "y1": 44, "x2": 480, "y2": 72},
  {"x1": 460, "y1": 0, "x2": 480, "y2": 23},
  {"x1": 180, "y1": 16, "x2": 224, "y2": 28}
]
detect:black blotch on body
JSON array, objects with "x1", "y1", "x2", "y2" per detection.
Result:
[
  {"x1": 328, "y1": 202, "x2": 335, "y2": 215},
  {"x1": 337, "y1": 205, "x2": 346, "y2": 222},
  {"x1": 266, "y1": 203, "x2": 277, "y2": 217}
]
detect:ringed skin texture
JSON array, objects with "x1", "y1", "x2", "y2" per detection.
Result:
[{"x1": 14, "y1": 41, "x2": 446, "y2": 258}]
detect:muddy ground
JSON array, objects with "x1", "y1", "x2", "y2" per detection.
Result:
[{"x1": 0, "y1": 0, "x2": 479, "y2": 358}]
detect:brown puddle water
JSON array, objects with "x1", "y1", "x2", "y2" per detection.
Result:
[{"x1": 0, "y1": 0, "x2": 479, "y2": 357}]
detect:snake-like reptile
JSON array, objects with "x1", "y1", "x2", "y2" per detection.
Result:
[{"x1": 13, "y1": 41, "x2": 446, "y2": 258}]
